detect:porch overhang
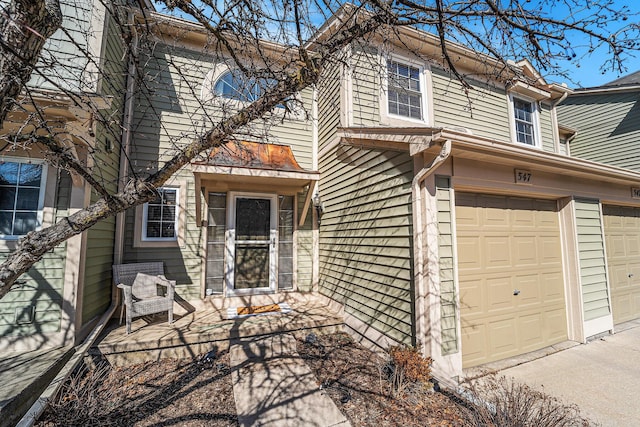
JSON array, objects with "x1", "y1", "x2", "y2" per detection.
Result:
[
  {"x1": 338, "y1": 126, "x2": 640, "y2": 187},
  {"x1": 190, "y1": 141, "x2": 319, "y2": 226}
]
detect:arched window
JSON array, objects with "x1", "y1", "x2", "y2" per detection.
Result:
[
  {"x1": 201, "y1": 64, "x2": 300, "y2": 116},
  {"x1": 213, "y1": 69, "x2": 265, "y2": 102}
]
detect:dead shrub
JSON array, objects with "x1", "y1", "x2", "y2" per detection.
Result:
[
  {"x1": 457, "y1": 375, "x2": 595, "y2": 427},
  {"x1": 39, "y1": 361, "x2": 117, "y2": 426},
  {"x1": 386, "y1": 345, "x2": 432, "y2": 397}
]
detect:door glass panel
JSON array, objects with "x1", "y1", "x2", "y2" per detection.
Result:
[
  {"x1": 235, "y1": 244, "x2": 269, "y2": 289},
  {"x1": 278, "y1": 195, "x2": 294, "y2": 290},
  {"x1": 206, "y1": 193, "x2": 226, "y2": 295},
  {"x1": 236, "y1": 198, "x2": 270, "y2": 240}
]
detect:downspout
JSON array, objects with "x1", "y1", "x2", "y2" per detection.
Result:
[
  {"x1": 551, "y1": 91, "x2": 569, "y2": 154},
  {"x1": 412, "y1": 139, "x2": 452, "y2": 356},
  {"x1": 114, "y1": 12, "x2": 138, "y2": 266}
]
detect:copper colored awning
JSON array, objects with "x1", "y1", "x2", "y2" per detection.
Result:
[
  {"x1": 190, "y1": 141, "x2": 319, "y2": 228},
  {"x1": 195, "y1": 140, "x2": 306, "y2": 171}
]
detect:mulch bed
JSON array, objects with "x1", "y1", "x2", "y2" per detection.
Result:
[
  {"x1": 37, "y1": 352, "x2": 238, "y2": 427},
  {"x1": 296, "y1": 332, "x2": 466, "y2": 426},
  {"x1": 38, "y1": 332, "x2": 468, "y2": 426}
]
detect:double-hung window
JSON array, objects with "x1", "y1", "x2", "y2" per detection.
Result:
[
  {"x1": 387, "y1": 60, "x2": 424, "y2": 121},
  {"x1": 142, "y1": 187, "x2": 179, "y2": 241},
  {"x1": 512, "y1": 97, "x2": 538, "y2": 146},
  {"x1": 0, "y1": 160, "x2": 46, "y2": 238}
]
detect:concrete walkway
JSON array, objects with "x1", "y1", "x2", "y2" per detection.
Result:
[
  {"x1": 500, "y1": 324, "x2": 640, "y2": 426},
  {"x1": 230, "y1": 334, "x2": 350, "y2": 427}
]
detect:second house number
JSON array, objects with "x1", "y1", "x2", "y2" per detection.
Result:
[{"x1": 515, "y1": 169, "x2": 532, "y2": 184}]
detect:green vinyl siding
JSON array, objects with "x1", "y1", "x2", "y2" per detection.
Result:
[
  {"x1": 132, "y1": 44, "x2": 314, "y2": 171},
  {"x1": 318, "y1": 61, "x2": 343, "y2": 152},
  {"x1": 123, "y1": 175, "x2": 202, "y2": 300},
  {"x1": 81, "y1": 12, "x2": 127, "y2": 324},
  {"x1": 540, "y1": 102, "x2": 555, "y2": 152},
  {"x1": 125, "y1": 41, "x2": 316, "y2": 298},
  {"x1": 351, "y1": 43, "x2": 380, "y2": 127},
  {"x1": 436, "y1": 176, "x2": 458, "y2": 355},
  {"x1": 575, "y1": 199, "x2": 611, "y2": 321},
  {"x1": 431, "y1": 67, "x2": 511, "y2": 142},
  {"x1": 0, "y1": 173, "x2": 72, "y2": 337},
  {"x1": 296, "y1": 190, "x2": 313, "y2": 292},
  {"x1": 558, "y1": 91, "x2": 640, "y2": 171},
  {"x1": 318, "y1": 146, "x2": 414, "y2": 345}
]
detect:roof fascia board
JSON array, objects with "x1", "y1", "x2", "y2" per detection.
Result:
[{"x1": 338, "y1": 126, "x2": 640, "y2": 185}]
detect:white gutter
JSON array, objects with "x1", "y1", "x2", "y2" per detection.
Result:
[{"x1": 412, "y1": 139, "x2": 452, "y2": 355}]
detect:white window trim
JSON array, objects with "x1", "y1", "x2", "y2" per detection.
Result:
[
  {"x1": 200, "y1": 63, "x2": 305, "y2": 120},
  {"x1": 225, "y1": 192, "x2": 278, "y2": 296},
  {"x1": 379, "y1": 53, "x2": 432, "y2": 127},
  {"x1": 0, "y1": 157, "x2": 47, "y2": 241},
  {"x1": 134, "y1": 181, "x2": 186, "y2": 248},
  {"x1": 141, "y1": 187, "x2": 180, "y2": 242},
  {"x1": 508, "y1": 93, "x2": 543, "y2": 149}
]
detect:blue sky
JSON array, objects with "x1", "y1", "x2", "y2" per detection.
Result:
[
  {"x1": 542, "y1": 0, "x2": 640, "y2": 88},
  {"x1": 152, "y1": 1, "x2": 640, "y2": 89}
]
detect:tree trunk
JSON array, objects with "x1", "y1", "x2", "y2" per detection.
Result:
[{"x1": 0, "y1": 0, "x2": 62, "y2": 124}]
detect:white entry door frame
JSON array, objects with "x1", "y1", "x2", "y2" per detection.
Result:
[{"x1": 225, "y1": 192, "x2": 278, "y2": 295}]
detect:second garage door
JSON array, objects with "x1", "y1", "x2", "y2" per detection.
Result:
[
  {"x1": 603, "y1": 205, "x2": 640, "y2": 324},
  {"x1": 456, "y1": 194, "x2": 567, "y2": 368}
]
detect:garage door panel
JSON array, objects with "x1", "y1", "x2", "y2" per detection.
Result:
[
  {"x1": 459, "y1": 279, "x2": 483, "y2": 315},
  {"x1": 516, "y1": 274, "x2": 541, "y2": 307},
  {"x1": 487, "y1": 277, "x2": 515, "y2": 312},
  {"x1": 518, "y1": 312, "x2": 543, "y2": 349},
  {"x1": 487, "y1": 318, "x2": 517, "y2": 357},
  {"x1": 486, "y1": 237, "x2": 511, "y2": 267},
  {"x1": 627, "y1": 237, "x2": 640, "y2": 256},
  {"x1": 541, "y1": 272, "x2": 564, "y2": 301},
  {"x1": 514, "y1": 237, "x2": 537, "y2": 265},
  {"x1": 457, "y1": 193, "x2": 567, "y2": 368},
  {"x1": 457, "y1": 237, "x2": 482, "y2": 270},
  {"x1": 545, "y1": 308, "x2": 568, "y2": 342},
  {"x1": 540, "y1": 238, "x2": 562, "y2": 263},
  {"x1": 604, "y1": 205, "x2": 640, "y2": 324},
  {"x1": 461, "y1": 323, "x2": 487, "y2": 366}
]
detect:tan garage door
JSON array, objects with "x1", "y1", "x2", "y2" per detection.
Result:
[
  {"x1": 456, "y1": 194, "x2": 567, "y2": 368},
  {"x1": 603, "y1": 205, "x2": 640, "y2": 324}
]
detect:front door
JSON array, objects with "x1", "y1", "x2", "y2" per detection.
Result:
[{"x1": 226, "y1": 193, "x2": 277, "y2": 295}]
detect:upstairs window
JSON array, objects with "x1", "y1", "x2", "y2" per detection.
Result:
[
  {"x1": 513, "y1": 97, "x2": 537, "y2": 145},
  {"x1": 142, "y1": 187, "x2": 178, "y2": 241},
  {"x1": 213, "y1": 69, "x2": 267, "y2": 103},
  {"x1": 0, "y1": 160, "x2": 46, "y2": 238},
  {"x1": 387, "y1": 60, "x2": 424, "y2": 120}
]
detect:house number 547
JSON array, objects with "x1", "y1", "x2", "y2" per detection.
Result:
[
  {"x1": 632, "y1": 187, "x2": 640, "y2": 199},
  {"x1": 515, "y1": 169, "x2": 532, "y2": 184}
]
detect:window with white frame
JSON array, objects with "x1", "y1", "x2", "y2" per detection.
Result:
[
  {"x1": 512, "y1": 97, "x2": 538, "y2": 146},
  {"x1": 142, "y1": 187, "x2": 179, "y2": 241},
  {"x1": 201, "y1": 65, "x2": 294, "y2": 111},
  {"x1": 0, "y1": 159, "x2": 46, "y2": 238},
  {"x1": 386, "y1": 59, "x2": 424, "y2": 120}
]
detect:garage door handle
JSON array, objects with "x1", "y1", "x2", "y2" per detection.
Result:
[{"x1": 513, "y1": 289, "x2": 521, "y2": 296}]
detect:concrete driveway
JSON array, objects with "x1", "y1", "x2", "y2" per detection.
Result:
[{"x1": 499, "y1": 323, "x2": 640, "y2": 426}]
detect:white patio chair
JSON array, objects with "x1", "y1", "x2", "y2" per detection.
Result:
[{"x1": 113, "y1": 262, "x2": 175, "y2": 334}]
